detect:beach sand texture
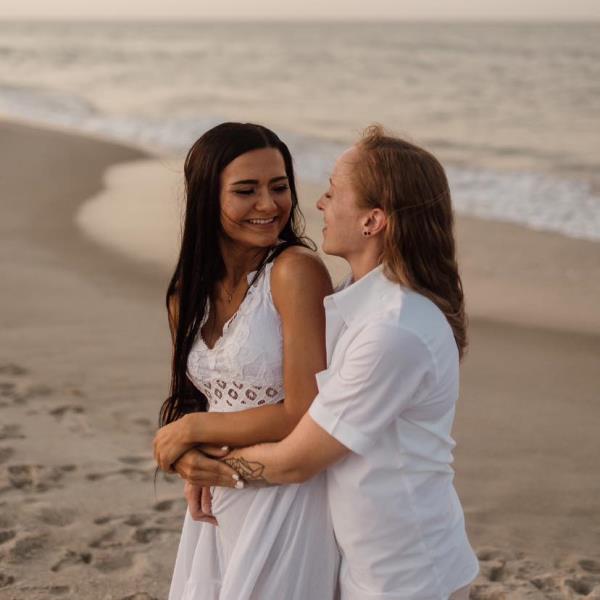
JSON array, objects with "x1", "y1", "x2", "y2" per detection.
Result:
[{"x1": 1, "y1": 120, "x2": 600, "y2": 599}]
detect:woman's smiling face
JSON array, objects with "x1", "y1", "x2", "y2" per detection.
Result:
[
  {"x1": 316, "y1": 145, "x2": 369, "y2": 259},
  {"x1": 219, "y1": 147, "x2": 292, "y2": 249}
]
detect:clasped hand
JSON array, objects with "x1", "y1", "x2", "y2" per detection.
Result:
[
  {"x1": 153, "y1": 415, "x2": 241, "y2": 488},
  {"x1": 172, "y1": 446, "x2": 243, "y2": 488}
]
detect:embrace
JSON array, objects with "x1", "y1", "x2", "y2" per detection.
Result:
[{"x1": 153, "y1": 122, "x2": 479, "y2": 599}]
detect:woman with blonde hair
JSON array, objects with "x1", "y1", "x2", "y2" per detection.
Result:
[{"x1": 161, "y1": 125, "x2": 479, "y2": 599}]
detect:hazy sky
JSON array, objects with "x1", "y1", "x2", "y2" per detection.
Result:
[{"x1": 1, "y1": 0, "x2": 599, "y2": 21}]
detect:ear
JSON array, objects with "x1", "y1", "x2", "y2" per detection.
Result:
[{"x1": 362, "y1": 208, "x2": 387, "y2": 236}]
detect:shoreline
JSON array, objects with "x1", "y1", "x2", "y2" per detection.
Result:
[
  {"x1": 1, "y1": 118, "x2": 599, "y2": 598},
  {"x1": 77, "y1": 153, "x2": 600, "y2": 337}
]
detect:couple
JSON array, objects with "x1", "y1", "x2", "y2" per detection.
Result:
[{"x1": 153, "y1": 122, "x2": 479, "y2": 599}]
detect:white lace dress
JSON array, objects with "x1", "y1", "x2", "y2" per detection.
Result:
[{"x1": 168, "y1": 261, "x2": 340, "y2": 600}]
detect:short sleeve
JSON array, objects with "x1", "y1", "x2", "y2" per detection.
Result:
[{"x1": 309, "y1": 322, "x2": 435, "y2": 455}]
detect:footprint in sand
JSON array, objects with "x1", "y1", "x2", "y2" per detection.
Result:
[
  {"x1": 90, "y1": 524, "x2": 176, "y2": 557},
  {"x1": 478, "y1": 559, "x2": 505, "y2": 583},
  {"x1": 49, "y1": 404, "x2": 84, "y2": 418},
  {"x1": 89, "y1": 528, "x2": 124, "y2": 550},
  {"x1": 86, "y1": 467, "x2": 153, "y2": 483},
  {"x1": 152, "y1": 497, "x2": 187, "y2": 527},
  {"x1": 93, "y1": 514, "x2": 123, "y2": 525},
  {"x1": 5, "y1": 463, "x2": 77, "y2": 493},
  {"x1": 120, "y1": 594, "x2": 158, "y2": 600},
  {"x1": 9, "y1": 584, "x2": 71, "y2": 596},
  {"x1": 37, "y1": 505, "x2": 77, "y2": 527},
  {"x1": 153, "y1": 498, "x2": 177, "y2": 512},
  {"x1": 0, "y1": 572, "x2": 16, "y2": 588},
  {"x1": 93, "y1": 550, "x2": 134, "y2": 573},
  {"x1": 563, "y1": 573, "x2": 600, "y2": 597},
  {"x1": 63, "y1": 385, "x2": 85, "y2": 398},
  {"x1": 94, "y1": 512, "x2": 149, "y2": 526},
  {"x1": 0, "y1": 363, "x2": 53, "y2": 406},
  {"x1": 0, "y1": 364, "x2": 28, "y2": 377},
  {"x1": 0, "y1": 530, "x2": 16, "y2": 545},
  {"x1": 118, "y1": 455, "x2": 154, "y2": 466},
  {"x1": 0, "y1": 513, "x2": 14, "y2": 529},
  {"x1": 471, "y1": 580, "x2": 539, "y2": 599},
  {"x1": 0, "y1": 382, "x2": 13, "y2": 407},
  {"x1": 48, "y1": 585, "x2": 71, "y2": 595},
  {"x1": 90, "y1": 523, "x2": 166, "y2": 549},
  {"x1": 124, "y1": 514, "x2": 146, "y2": 527},
  {"x1": 49, "y1": 404, "x2": 91, "y2": 434},
  {"x1": 476, "y1": 547, "x2": 513, "y2": 562},
  {"x1": 578, "y1": 558, "x2": 600, "y2": 574},
  {"x1": 0, "y1": 424, "x2": 25, "y2": 441},
  {"x1": 131, "y1": 417, "x2": 156, "y2": 433},
  {"x1": 50, "y1": 549, "x2": 92, "y2": 572},
  {"x1": 472, "y1": 550, "x2": 600, "y2": 600},
  {"x1": 528, "y1": 573, "x2": 569, "y2": 597},
  {"x1": 91, "y1": 510, "x2": 178, "y2": 552},
  {"x1": 8, "y1": 533, "x2": 50, "y2": 562},
  {"x1": 15, "y1": 383, "x2": 53, "y2": 405},
  {"x1": 0, "y1": 447, "x2": 15, "y2": 464},
  {"x1": 132, "y1": 527, "x2": 173, "y2": 544},
  {"x1": 0, "y1": 381, "x2": 15, "y2": 392}
]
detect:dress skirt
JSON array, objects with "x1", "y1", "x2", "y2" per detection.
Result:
[{"x1": 168, "y1": 472, "x2": 340, "y2": 600}]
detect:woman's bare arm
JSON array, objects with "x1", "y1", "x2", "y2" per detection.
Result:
[
  {"x1": 184, "y1": 247, "x2": 332, "y2": 444},
  {"x1": 172, "y1": 411, "x2": 349, "y2": 487},
  {"x1": 154, "y1": 247, "x2": 333, "y2": 470},
  {"x1": 222, "y1": 411, "x2": 350, "y2": 485}
]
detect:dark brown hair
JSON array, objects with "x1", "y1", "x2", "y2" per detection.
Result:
[
  {"x1": 159, "y1": 122, "x2": 312, "y2": 427},
  {"x1": 353, "y1": 124, "x2": 467, "y2": 359}
]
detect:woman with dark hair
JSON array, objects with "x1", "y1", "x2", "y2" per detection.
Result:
[
  {"x1": 172, "y1": 125, "x2": 479, "y2": 599},
  {"x1": 153, "y1": 122, "x2": 339, "y2": 599}
]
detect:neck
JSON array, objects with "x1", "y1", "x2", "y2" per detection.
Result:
[
  {"x1": 219, "y1": 237, "x2": 270, "y2": 287},
  {"x1": 346, "y1": 245, "x2": 383, "y2": 282}
]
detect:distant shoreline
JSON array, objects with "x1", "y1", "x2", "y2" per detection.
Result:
[
  {"x1": 1, "y1": 18, "x2": 599, "y2": 24},
  {"x1": 70, "y1": 129, "x2": 600, "y2": 337}
]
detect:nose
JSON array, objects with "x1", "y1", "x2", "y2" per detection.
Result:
[
  {"x1": 256, "y1": 188, "x2": 278, "y2": 212},
  {"x1": 316, "y1": 194, "x2": 325, "y2": 211}
]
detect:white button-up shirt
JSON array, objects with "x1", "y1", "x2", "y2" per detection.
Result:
[{"x1": 309, "y1": 265, "x2": 479, "y2": 600}]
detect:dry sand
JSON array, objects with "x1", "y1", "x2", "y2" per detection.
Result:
[{"x1": 1, "y1": 119, "x2": 599, "y2": 599}]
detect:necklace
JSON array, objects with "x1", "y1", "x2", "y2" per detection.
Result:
[
  {"x1": 223, "y1": 285, "x2": 234, "y2": 303},
  {"x1": 220, "y1": 246, "x2": 276, "y2": 303},
  {"x1": 221, "y1": 278, "x2": 245, "y2": 303}
]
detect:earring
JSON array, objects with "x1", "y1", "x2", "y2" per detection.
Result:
[{"x1": 363, "y1": 230, "x2": 371, "y2": 237}]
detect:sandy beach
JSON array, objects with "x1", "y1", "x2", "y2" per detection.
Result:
[{"x1": 1, "y1": 119, "x2": 600, "y2": 599}]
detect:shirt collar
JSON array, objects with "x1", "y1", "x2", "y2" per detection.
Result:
[{"x1": 325, "y1": 264, "x2": 394, "y2": 326}]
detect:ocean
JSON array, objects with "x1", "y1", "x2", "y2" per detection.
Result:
[{"x1": 1, "y1": 20, "x2": 599, "y2": 240}]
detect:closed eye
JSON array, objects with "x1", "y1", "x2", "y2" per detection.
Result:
[
  {"x1": 234, "y1": 189, "x2": 255, "y2": 196},
  {"x1": 272, "y1": 185, "x2": 289, "y2": 193}
]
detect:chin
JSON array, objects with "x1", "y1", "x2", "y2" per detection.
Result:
[
  {"x1": 321, "y1": 239, "x2": 340, "y2": 257},
  {"x1": 247, "y1": 231, "x2": 281, "y2": 249}
]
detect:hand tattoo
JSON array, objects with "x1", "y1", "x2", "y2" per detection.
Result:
[{"x1": 222, "y1": 456, "x2": 273, "y2": 487}]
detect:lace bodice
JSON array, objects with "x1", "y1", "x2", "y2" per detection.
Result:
[{"x1": 186, "y1": 261, "x2": 284, "y2": 412}]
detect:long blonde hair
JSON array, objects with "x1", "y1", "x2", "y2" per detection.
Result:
[{"x1": 353, "y1": 125, "x2": 467, "y2": 359}]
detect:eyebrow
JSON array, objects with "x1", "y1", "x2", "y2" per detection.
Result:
[{"x1": 230, "y1": 176, "x2": 289, "y2": 186}]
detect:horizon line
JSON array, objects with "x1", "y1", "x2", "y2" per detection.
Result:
[{"x1": 0, "y1": 16, "x2": 599, "y2": 23}]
